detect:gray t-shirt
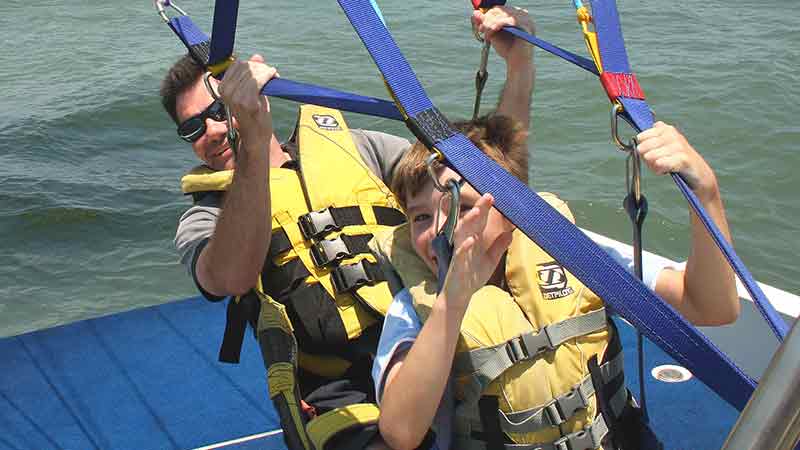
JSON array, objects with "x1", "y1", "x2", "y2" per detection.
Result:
[{"x1": 174, "y1": 129, "x2": 411, "y2": 297}]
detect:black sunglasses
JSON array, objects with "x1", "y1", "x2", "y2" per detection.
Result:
[{"x1": 177, "y1": 99, "x2": 227, "y2": 143}]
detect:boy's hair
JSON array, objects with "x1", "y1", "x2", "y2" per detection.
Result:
[
  {"x1": 391, "y1": 114, "x2": 528, "y2": 210},
  {"x1": 160, "y1": 54, "x2": 205, "y2": 124}
]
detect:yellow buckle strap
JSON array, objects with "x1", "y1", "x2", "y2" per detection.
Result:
[
  {"x1": 267, "y1": 362, "x2": 297, "y2": 397},
  {"x1": 576, "y1": 6, "x2": 603, "y2": 73},
  {"x1": 306, "y1": 403, "x2": 380, "y2": 450},
  {"x1": 268, "y1": 362, "x2": 314, "y2": 450},
  {"x1": 207, "y1": 55, "x2": 236, "y2": 77}
]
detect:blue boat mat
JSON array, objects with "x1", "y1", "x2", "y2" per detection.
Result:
[
  {"x1": 0, "y1": 296, "x2": 285, "y2": 450},
  {"x1": 0, "y1": 298, "x2": 738, "y2": 449}
]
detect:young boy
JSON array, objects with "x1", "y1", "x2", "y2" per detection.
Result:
[{"x1": 370, "y1": 114, "x2": 739, "y2": 450}]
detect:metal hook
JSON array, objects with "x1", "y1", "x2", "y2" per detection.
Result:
[
  {"x1": 437, "y1": 179, "x2": 462, "y2": 245},
  {"x1": 472, "y1": 41, "x2": 491, "y2": 120},
  {"x1": 425, "y1": 153, "x2": 463, "y2": 245},
  {"x1": 610, "y1": 103, "x2": 636, "y2": 153},
  {"x1": 203, "y1": 72, "x2": 239, "y2": 157},
  {"x1": 472, "y1": 19, "x2": 486, "y2": 43},
  {"x1": 625, "y1": 143, "x2": 643, "y2": 204},
  {"x1": 154, "y1": 0, "x2": 187, "y2": 23},
  {"x1": 425, "y1": 153, "x2": 450, "y2": 193}
]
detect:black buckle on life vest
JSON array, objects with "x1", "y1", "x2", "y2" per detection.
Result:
[
  {"x1": 331, "y1": 260, "x2": 377, "y2": 294},
  {"x1": 310, "y1": 237, "x2": 353, "y2": 268},
  {"x1": 299, "y1": 208, "x2": 339, "y2": 240},
  {"x1": 546, "y1": 386, "x2": 590, "y2": 426}
]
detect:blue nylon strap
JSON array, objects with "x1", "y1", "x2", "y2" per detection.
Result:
[
  {"x1": 168, "y1": 16, "x2": 210, "y2": 49},
  {"x1": 501, "y1": 26, "x2": 599, "y2": 75},
  {"x1": 591, "y1": 0, "x2": 789, "y2": 340},
  {"x1": 208, "y1": 0, "x2": 239, "y2": 66},
  {"x1": 262, "y1": 78, "x2": 402, "y2": 121},
  {"x1": 165, "y1": 15, "x2": 402, "y2": 121},
  {"x1": 337, "y1": 0, "x2": 757, "y2": 411}
]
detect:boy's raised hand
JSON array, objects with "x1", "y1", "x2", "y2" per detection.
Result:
[{"x1": 440, "y1": 193, "x2": 514, "y2": 313}]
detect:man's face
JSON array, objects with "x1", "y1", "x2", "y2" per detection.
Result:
[
  {"x1": 405, "y1": 166, "x2": 514, "y2": 277},
  {"x1": 175, "y1": 78, "x2": 237, "y2": 171}
]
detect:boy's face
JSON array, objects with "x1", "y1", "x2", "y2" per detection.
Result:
[{"x1": 405, "y1": 167, "x2": 514, "y2": 277}]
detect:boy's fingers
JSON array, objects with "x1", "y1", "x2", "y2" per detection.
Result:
[{"x1": 485, "y1": 230, "x2": 514, "y2": 266}]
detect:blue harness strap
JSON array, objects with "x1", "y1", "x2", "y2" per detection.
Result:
[
  {"x1": 500, "y1": 26, "x2": 599, "y2": 75},
  {"x1": 336, "y1": 0, "x2": 757, "y2": 411},
  {"x1": 588, "y1": 0, "x2": 789, "y2": 340},
  {"x1": 164, "y1": 15, "x2": 402, "y2": 121},
  {"x1": 263, "y1": 78, "x2": 403, "y2": 121},
  {"x1": 208, "y1": 0, "x2": 239, "y2": 67}
]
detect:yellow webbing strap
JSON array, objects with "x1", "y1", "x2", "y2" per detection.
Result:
[
  {"x1": 269, "y1": 362, "x2": 314, "y2": 450},
  {"x1": 306, "y1": 403, "x2": 381, "y2": 450},
  {"x1": 255, "y1": 282, "x2": 294, "y2": 334},
  {"x1": 297, "y1": 351, "x2": 352, "y2": 378},
  {"x1": 576, "y1": 6, "x2": 603, "y2": 73},
  {"x1": 207, "y1": 55, "x2": 236, "y2": 77}
]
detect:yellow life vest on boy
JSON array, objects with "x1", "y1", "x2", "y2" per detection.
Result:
[
  {"x1": 181, "y1": 105, "x2": 405, "y2": 450},
  {"x1": 370, "y1": 193, "x2": 629, "y2": 450}
]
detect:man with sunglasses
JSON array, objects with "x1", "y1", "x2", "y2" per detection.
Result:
[{"x1": 161, "y1": 8, "x2": 534, "y2": 450}]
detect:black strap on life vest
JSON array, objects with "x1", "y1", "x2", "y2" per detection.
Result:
[
  {"x1": 298, "y1": 205, "x2": 406, "y2": 241},
  {"x1": 477, "y1": 396, "x2": 505, "y2": 450},
  {"x1": 219, "y1": 292, "x2": 261, "y2": 363}
]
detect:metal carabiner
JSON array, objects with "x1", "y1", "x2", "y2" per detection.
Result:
[
  {"x1": 425, "y1": 153, "x2": 451, "y2": 193},
  {"x1": 610, "y1": 103, "x2": 636, "y2": 153},
  {"x1": 472, "y1": 40, "x2": 491, "y2": 120},
  {"x1": 154, "y1": 0, "x2": 187, "y2": 23},
  {"x1": 625, "y1": 144, "x2": 643, "y2": 205},
  {"x1": 425, "y1": 153, "x2": 462, "y2": 245},
  {"x1": 203, "y1": 72, "x2": 239, "y2": 157},
  {"x1": 437, "y1": 179, "x2": 462, "y2": 245}
]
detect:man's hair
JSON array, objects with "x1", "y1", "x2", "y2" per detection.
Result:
[
  {"x1": 160, "y1": 54, "x2": 205, "y2": 124},
  {"x1": 391, "y1": 114, "x2": 529, "y2": 211}
]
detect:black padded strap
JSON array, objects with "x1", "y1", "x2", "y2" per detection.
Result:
[
  {"x1": 268, "y1": 229, "x2": 294, "y2": 259},
  {"x1": 477, "y1": 396, "x2": 505, "y2": 450},
  {"x1": 262, "y1": 258, "x2": 312, "y2": 300},
  {"x1": 218, "y1": 292, "x2": 261, "y2": 364}
]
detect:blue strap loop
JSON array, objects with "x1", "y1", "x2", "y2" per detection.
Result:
[
  {"x1": 163, "y1": 15, "x2": 403, "y2": 121},
  {"x1": 207, "y1": 0, "x2": 239, "y2": 69}
]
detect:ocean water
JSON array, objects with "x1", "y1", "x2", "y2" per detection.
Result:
[{"x1": 0, "y1": 0, "x2": 797, "y2": 337}]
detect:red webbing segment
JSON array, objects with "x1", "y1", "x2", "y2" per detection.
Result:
[{"x1": 600, "y1": 72, "x2": 645, "y2": 102}]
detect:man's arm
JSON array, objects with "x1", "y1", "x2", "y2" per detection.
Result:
[
  {"x1": 195, "y1": 55, "x2": 278, "y2": 297},
  {"x1": 473, "y1": 6, "x2": 535, "y2": 130},
  {"x1": 638, "y1": 122, "x2": 739, "y2": 325}
]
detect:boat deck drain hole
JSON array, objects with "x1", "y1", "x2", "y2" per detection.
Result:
[{"x1": 651, "y1": 364, "x2": 692, "y2": 383}]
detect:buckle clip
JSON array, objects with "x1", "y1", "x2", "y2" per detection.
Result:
[
  {"x1": 554, "y1": 427, "x2": 597, "y2": 450},
  {"x1": 299, "y1": 208, "x2": 339, "y2": 240},
  {"x1": 310, "y1": 237, "x2": 352, "y2": 268},
  {"x1": 331, "y1": 261, "x2": 372, "y2": 294},
  {"x1": 546, "y1": 386, "x2": 590, "y2": 426},
  {"x1": 505, "y1": 336, "x2": 528, "y2": 363}
]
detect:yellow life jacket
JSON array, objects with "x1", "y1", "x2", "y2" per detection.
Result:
[
  {"x1": 370, "y1": 193, "x2": 630, "y2": 450},
  {"x1": 181, "y1": 105, "x2": 405, "y2": 450}
]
